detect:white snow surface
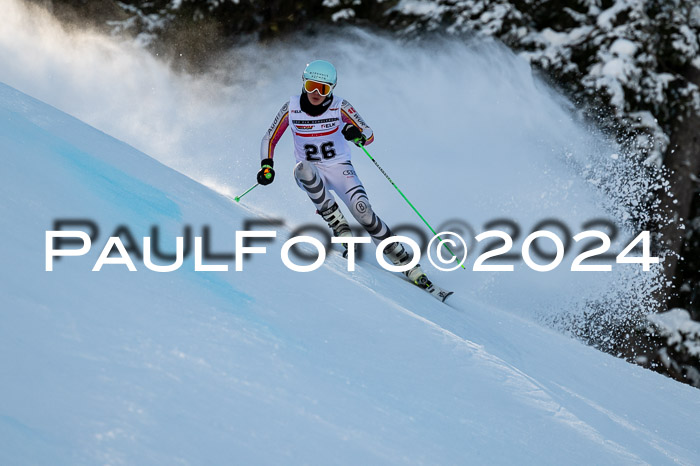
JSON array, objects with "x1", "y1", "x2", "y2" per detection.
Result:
[
  {"x1": 1, "y1": 1, "x2": 700, "y2": 463},
  {"x1": 1, "y1": 78, "x2": 700, "y2": 465}
]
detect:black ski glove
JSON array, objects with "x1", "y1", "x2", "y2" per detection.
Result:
[
  {"x1": 257, "y1": 158, "x2": 275, "y2": 185},
  {"x1": 342, "y1": 123, "x2": 367, "y2": 147}
]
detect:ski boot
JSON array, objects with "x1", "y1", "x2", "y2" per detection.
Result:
[
  {"x1": 385, "y1": 241, "x2": 454, "y2": 302},
  {"x1": 384, "y1": 241, "x2": 429, "y2": 287},
  {"x1": 319, "y1": 203, "x2": 353, "y2": 257}
]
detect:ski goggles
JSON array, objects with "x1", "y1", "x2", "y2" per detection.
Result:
[{"x1": 303, "y1": 79, "x2": 334, "y2": 96}]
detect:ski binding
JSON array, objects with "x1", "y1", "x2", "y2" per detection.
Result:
[{"x1": 414, "y1": 274, "x2": 454, "y2": 303}]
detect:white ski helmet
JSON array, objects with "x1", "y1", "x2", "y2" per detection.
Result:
[{"x1": 302, "y1": 60, "x2": 337, "y2": 87}]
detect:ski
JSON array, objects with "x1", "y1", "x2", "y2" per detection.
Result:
[
  {"x1": 425, "y1": 283, "x2": 454, "y2": 302},
  {"x1": 339, "y1": 246, "x2": 453, "y2": 303},
  {"x1": 412, "y1": 274, "x2": 454, "y2": 303}
]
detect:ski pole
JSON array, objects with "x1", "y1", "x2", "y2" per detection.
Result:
[
  {"x1": 358, "y1": 143, "x2": 466, "y2": 269},
  {"x1": 234, "y1": 183, "x2": 259, "y2": 202}
]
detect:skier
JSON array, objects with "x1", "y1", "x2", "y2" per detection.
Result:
[{"x1": 258, "y1": 59, "x2": 443, "y2": 295}]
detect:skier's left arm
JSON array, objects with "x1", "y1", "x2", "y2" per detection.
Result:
[{"x1": 341, "y1": 99, "x2": 374, "y2": 146}]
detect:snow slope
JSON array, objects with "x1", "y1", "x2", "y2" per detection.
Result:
[
  {"x1": 0, "y1": 0, "x2": 662, "y2": 329},
  {"x1": 1, "y1": 80, "x2": 699, "y2": 464}
]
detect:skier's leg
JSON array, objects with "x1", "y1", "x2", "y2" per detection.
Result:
[
  {"x1": 293, "y1": 160, "x2": 334, "y2": 212},
  {"x1": 327, "y1": 163, "x2": 392, "y2": 244},
  {"x1": 293, "y1": 161, "x2": 352, "y2": 240},
  {"x1": 327, "y1": 162, "x2": 427, "y2": 282}
]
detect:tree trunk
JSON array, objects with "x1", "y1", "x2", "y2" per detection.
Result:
[{"x1": 655, "y1": 66, "x2": 700, "y2": 310}]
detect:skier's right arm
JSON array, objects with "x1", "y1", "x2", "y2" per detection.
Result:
[
  {"x1": 258, "y1": 102, "x2": 289, "y2": 185},
  {"x1": 260, "y1": 102, "x2": 289, "y2": 162}
]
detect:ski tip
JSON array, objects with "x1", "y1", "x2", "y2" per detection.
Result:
[
  {"x1": 440, "y1": 291, "x2": 454, "y2": 303},
  {"x1": 234, "y1": 197, "x2": 240, "y2": 202},
  {"x1": 426, "y1": 284, "x2": 453, "y2": 303}
]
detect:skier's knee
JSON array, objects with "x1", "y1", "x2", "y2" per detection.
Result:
[
  {"x1": 353, "y1": 201, "x2": 391, "y2": 241},
  {"x1": 351, "y1": 198, "x2": 375, "y2": 226},
  {"x1": 294, "y1": 161, "x2": 323, "y2": 191},
  {"x1": 293, "y1": 160, "x2": 316, "y2": 182}
]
